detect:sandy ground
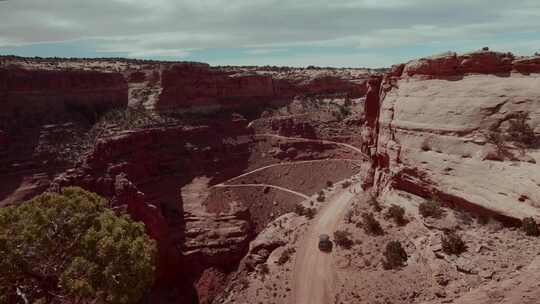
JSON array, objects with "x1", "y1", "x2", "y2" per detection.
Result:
[{"x1": 292, "y1": 185, "x2": 364, "y2": 304}]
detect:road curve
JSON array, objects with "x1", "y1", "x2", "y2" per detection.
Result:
[
  {"x1": 213, "y1": 183, "x2": 311, "y2": 200},
  {"x1": 255, "y1": 133, "x2": 369, "y2": 160},
  {"x1": 212, "y1": 159, "x2": 363, "y2": 187},
  {"x1": 292, "y1": 185, "x2": 364, "y2": 304}
]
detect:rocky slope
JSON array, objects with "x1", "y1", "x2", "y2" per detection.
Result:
[{"x1": 0, "y1": 55, "x2": 373, "y2": 303}]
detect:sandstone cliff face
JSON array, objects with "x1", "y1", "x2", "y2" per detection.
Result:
[
  {"x1": 371, "y1": 50, "x2": 540, "y2": 222},
  {"x1": 158, "y1": 63, "x2": 276, "y2": 111},
  {"x1": 157, "y1": 63, "x2": 369, "y2": 112}
]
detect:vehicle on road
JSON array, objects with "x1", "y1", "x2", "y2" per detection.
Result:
[{"x1": 318, "y1": 234, "x2": 333, "y2": 252}]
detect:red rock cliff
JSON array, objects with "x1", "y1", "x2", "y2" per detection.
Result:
[
  {"x1": 157, "y1": 63, "x2": 370, "y2": 112},
  {"x1": 0, "y1": 67, "x2": 128, "y2": 130}
]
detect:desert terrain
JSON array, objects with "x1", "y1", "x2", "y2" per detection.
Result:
[{"x1": 1, "y1": 49, "x2": 539, "y2": 303}]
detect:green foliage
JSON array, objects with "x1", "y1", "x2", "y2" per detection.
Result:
[
  {"x1": 522, "y1": 217, "x2": 539, "y2": 236},
  {"x1": 326, "y1": 181, "x2": 334, "y2": 188},
  {"x1": 294, "y1": 204, "x2": 316, "y2": 219},
  {"x1": 333, "y1": 230, "x2": 354, "y2": 249},
  {"x1": 383, "y1": 241, "x2": 407, "y2": 270},
  {"x1": 368, "y1": 195, "x2": 382, "y2": 213},
  {"x1": 419, "y1": 200, "x2": 443, "y2": 218},
  {"x1": 507, "y1": 113, "x2": 536, "y2": 147},
  {"x1": 0, "y1": 187, "x2": 156, "y2": 304},
  {"x1": 316, "y1": 191, "x2": 326, "y2": 202},
  {"x1": 384, "y1": 204, "x2": 407, "y2": 226},
  {"x1": 487, "y1": 113, "x2": 537, "y2": 151},
  {"x1": 441, "y1": 231, "x2": 466, "y2": 255},
  {"x1": 359, "y1": 212, "x2": 383, "y2": 236},
  {"x1": 341, "y1": 181, "x2": 352, "y2": 189},
  {"x1": 276, "y1": 248, "x2": 296, "y2": 266}
]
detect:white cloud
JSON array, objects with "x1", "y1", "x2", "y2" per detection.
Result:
[
  {"x1": 1, "y1": 0, "x2": 540, "y2": 63},
  {"x1": 244, "y1": 48, "x2": 288, "y2": 55}
]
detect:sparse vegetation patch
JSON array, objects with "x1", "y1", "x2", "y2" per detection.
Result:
[
  {"x1": 383, "y1": 241, "x2": 407, "y2": 270},
  {"x1": 334, "y1": 230, "x2": 354, "y2": 249},
  {"x1": 419, "y1": 200, "x2": 443, "y2": 218},
  {"x1": 359, "y1": 212, "x2": 383, "y2": 236},
  {"x1": 522, "y1": 217, "x2": 539, "y2": 236},
  {"x1": 384, "y1": 204, "x2": 407, "y2": 226},
  {"x1": 441, "y1": 231, "x2": 466, "y2": 255}
]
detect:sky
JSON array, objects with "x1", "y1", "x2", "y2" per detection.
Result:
[{"x1": 0, "y1": 0, "x2": 539, "y2": 68}]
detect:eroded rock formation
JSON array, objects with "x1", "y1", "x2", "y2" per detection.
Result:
[{"x1": 368, "y1": 50, "x2": 540, "y2": 223}]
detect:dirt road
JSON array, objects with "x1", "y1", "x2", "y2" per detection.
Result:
[
  {"x1": 213, "y1": 183, "x2": 311, "y2": 200},
  {"x1": 292, "y1": 185, "x2": 364, "y2": 304},
  {"x1": 255, "y1": 134, "x2": 369, "y2": 159}
]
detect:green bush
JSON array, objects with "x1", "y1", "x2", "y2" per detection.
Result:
[
  {"x1": 333, "y1": 230, "x2": 354, "y2": 249},
  {"x1": 342, "y1": 181, "x2": 352, "y2": 188},
  {"x1": 316, "y1": 191, "x2": 326, "y2": 202},
  {"x1": 441, "y1": 231, "x2": 466, "y2": 255},
  {"x1": 419, "y1": 200, "x2": 443, "y2": 218},
  {"x1": 326, "y1": 181, "x2": 334, "y2": 188},
  {"x1": 0, "y1": 187, "x2": 156, "y2": 304},
  {"x1": 383, "y1": 241, "x2": 407, "y2": 269},
  {"x1": 385, "y1": 204, "x2": 407, "y2": 226},
  {"x1": 360, "y1": 212, "x2": 383, "y2": 236},
  {"x1": 276, "y1": 248, "x2": 296, "y2": 265},
  {"x1": 522, "y1": 217, "x2": 539, "y2": 236},
  {"x1": 294, "y1": 204, "x2": 316, "y2": 219},
  {"x1": 507, "y1": 113, "x2": 536, "y2": 147},
  {"x1": 368, "y1": 195, "x2": 382, "y2": 212}
]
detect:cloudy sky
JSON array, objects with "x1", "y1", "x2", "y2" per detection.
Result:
[{"x1": 1, "y1": 0, "x2": 539, "y2": 67}]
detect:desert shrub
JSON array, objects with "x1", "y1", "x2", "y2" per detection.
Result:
[
  {"x1": 441, "y1": 231, "x2": 466, "y2": 255},
  {"x1": 342, "y1": 181, "x2": 352, "y2": 188},
  {"x1": 507, "y1": 113, "x2": 536, "y2": 147},
  {"x1": 419, "y1": 200, "x2": 443, "y2": 218},
  {"x1": 276, "y1": 248, "x2": 296, "y2": 265},
  {"x1": 522, "y1": 217, "x2": 539, "y2": 236},
  {"x1": 0, "y1": 187, "x2": 156, "y2": 304},
  {"x1": 334, "y1": 230, "x2": 354, "y2": 249},
  {"x1": 383, "y1": 241, "x2": 407, "y2": 269},
  {"x1": 385, "y1": 204, "x2": 407, "y2": 226},
  {"x1": 368, "y1": 195, "x2": 382, "y2": 212},
  {"x1": 294, "y1": 204, "x2": 316, "y2": 219},
  {"x1": 420, "y1": 139, "x2": 431, "y2": 151},
  {"x1": 259, "y1": 263, "x2": 270, "y2": 275},
  {"x1": 305, "y1": 208, "x2": 316, "y2": 219},
  {"x1": 487, "y1": 113, "x2": 537, "y2": 151},
  {"x1": 326, "y1": 181, "x2": 334, "y2": 188},
  {"x1": 317, "y1": 191, "x2": 326, "y2": 202},
  {"x1": 294, "y1": 203, "x2": 307, "y2": 215},
  {"x1": 360, "y1": 212, "x2": 383, "y2": 236}
]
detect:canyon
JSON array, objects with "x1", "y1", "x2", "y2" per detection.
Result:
[{"x1": 1, "y1": 49, "x2": 539, "y2": 304}]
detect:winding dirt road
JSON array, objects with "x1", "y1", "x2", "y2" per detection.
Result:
[
  {"x1": 214, "y1": 159, "x2": 363, "y2": 186},
  {"x1": 213, "y1": 183, "x2": 311, "y2": 200},
  {"x1": 292, "y1": 185, "x2": 364, "y2": 304},
  {"x1": 255, "y1": 134, "x2": 368, "y2": 160}
]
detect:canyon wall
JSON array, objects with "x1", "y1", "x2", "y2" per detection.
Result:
[
  {"x1": 157, "y1": 63, "x2": 369, "y2": 112},
  {"x1": 0, "y1": 67, "x2": 128, "y2": 130},
  {"x1": 369, "y1": 50, "x2": 540, "y2": 222},
  {"x1": 0, "y1": 67, "x2": 128, "y2": 206}
]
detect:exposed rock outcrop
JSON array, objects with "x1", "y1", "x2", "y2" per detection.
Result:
[
  {"x1": 157, "y1": 63, "x2": 370, "y2": 112},
  {"x1": 0, "y1": 67, "x2": 128, "y2": 130},
  {"x1": 402, "y1": 50, "x2": 540, "y2": 78},
  {"x1": 371, "y1": 50, "x2": 540, "y2": 223}
]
